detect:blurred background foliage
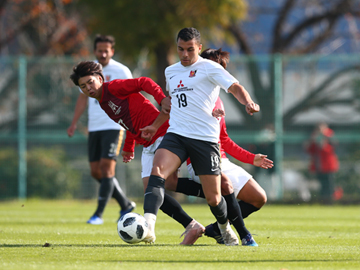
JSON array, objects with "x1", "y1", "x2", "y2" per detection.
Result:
[{"x1": 1, "y1": 0, "x2": 360, "y2": 202}]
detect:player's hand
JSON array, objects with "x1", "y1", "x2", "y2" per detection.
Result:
[
  {"x1": 140, "y1": 125, "x2": 157, "y2": 141},
  {"x1": 246, "y1": 102, "x2": 260, "y2": 116},
  {"x1": 67, "y1": 124, "x2": 76, "y2": 137},
  {"x1": 122, "y1": 151, "x2": 134, "y2": 163},
  {"x1": 161, "y1": 96, "x2": 171, "y2": 114},
  {"x1": 253, "y1": 154, "x2": 274, "y2": 169},
  {"x1": 212, "y1": 108, "x2": 225, "y2": 118}
]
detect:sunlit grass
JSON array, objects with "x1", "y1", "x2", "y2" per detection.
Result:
[{"x1": 0, "y1": 200, "x2": 359, "y2": 270}]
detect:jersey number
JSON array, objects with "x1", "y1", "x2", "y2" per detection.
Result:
[{"x1": 176, "y1": 93, "x2": 187, "y2": 108}]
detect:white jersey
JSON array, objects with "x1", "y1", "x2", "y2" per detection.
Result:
[
  {"x1": 165, "y1": 56, "x2": 238, "y2": 143},
  {"x1": 87, "y1": 59, "x2": 133, "y2": 132}
]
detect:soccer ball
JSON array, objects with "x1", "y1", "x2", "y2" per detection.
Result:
[{"x1": 117, "y1": 213, "x2": 148, "y2": 244}]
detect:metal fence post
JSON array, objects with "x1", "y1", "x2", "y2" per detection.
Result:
[
  {"x1": 274, "y1": 53, "x2": 283, "y2": 199},
  {"x1": 18, "y1": 56, "x2": 27, "y2": 200}
]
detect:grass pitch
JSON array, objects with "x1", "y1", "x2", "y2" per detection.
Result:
[{"x1": 0, "y1": 200, "x2": 359, "y2": 270}]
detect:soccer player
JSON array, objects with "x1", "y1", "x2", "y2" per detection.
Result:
[
  {"x1": 142, "y1": 27, "x2": 259, "y2": 246},
  {"x1": 69, "y1": 60, "x2": 205, "y2": 245},
  {"x1": 67, "y1": 35, "x2": 135, "y2": 225},
  {"x1": 176, "y1": 48, "x2": 272, "y2": 246}
]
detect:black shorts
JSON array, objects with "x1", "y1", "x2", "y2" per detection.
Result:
[
  {"x1": 157, "y1": 132, "x2": 221, "y2": 175},
  {"x1": 88, "y1": 130, "x2": 124, "y2": 162}
]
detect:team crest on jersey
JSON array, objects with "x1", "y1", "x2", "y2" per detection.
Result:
[
  {"x1": 189, "y1": 70, "x2": 197, "y2": 77},
  {"x1": 108, "y1": 101, "x2": 119, "y2": 113},
  {"x1": 106, "y1": 75, "x2": 111, "y2": 82}
]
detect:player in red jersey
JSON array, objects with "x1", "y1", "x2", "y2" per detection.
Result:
[{"x1": 70, "y1": 61, "x2": 205, "y2": 244}]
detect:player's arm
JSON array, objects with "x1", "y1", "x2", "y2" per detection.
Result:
[
  {"x1": 108, "y1": 77, "x2": 166, "y2": 105},
  {"x1": 122, "y1": 131, "x2": 136, "y2": 163},
  {"x1": 140, "y1": 110, "x2": 169, "y2": 141},
  {"x1": 135, "y1": 77, "x2": 166, "y2": 106},
  {"x1": 67, "y1": 93, "x2": 87, "y2": 137},
  {"x1": 219, "y1": 116, "x2": 274, "y2": 169},
  {"x1": 220, "y1": 117, "x2": 255, "y2": 164},
  {"x1": 227, "y1": 83, "x2": 259, "y2": 116}
]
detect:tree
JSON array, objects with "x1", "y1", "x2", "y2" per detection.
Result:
[
  {"x1": 226, "y1": 0, "x2": 360, "y2": 128},
  {"x1": 0, "y1": 0, "x2": 91, "y2": 130},
  {"x1": 78, "y1": 0, "x2": 247, "y2": 90}
]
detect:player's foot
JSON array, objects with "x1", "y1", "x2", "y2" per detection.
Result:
[
  {"x1": 204, "y1": 223, "x2": 224, "y2": 244},
  {"x1": 180, "y1": 219, "x2": 205, "y2": 245},
  {"x1": 241, "y1": 233, "x2": 258, "y2": 246},
  {"x1": 142, "y1": 228, "x2": 156, "y2": 244},
  {"x1": 220, "y1": 223, "x2": 239, "y2": 246},
  {"x1": 119, "y1": 201, "x2": 136, "y2": 221},
  {"x1": 86, "y1": 215, "x2": 103, "y2": 225}
]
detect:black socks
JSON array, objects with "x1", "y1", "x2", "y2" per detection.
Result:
[
  {"x1": 111, "y1": 177, "x2": 132, "y2": 210},
  {"x1": 238, "y1": 201, "x2": 260, "y2": 218},
  {"x1": 209, "y1": 196, "x2": 228, "y2": 225},
  {"x1": 94, "y1": 177, "x2": 114, "y2": 218},
  {"x1": 176, "y1": 177, "x2": 205, "y2": 198},
  {"x1": 224, "y1": 193, "x2": 249, "y2": 239},
  {"x1": 160, "y1": 193, "x2": 193, "y2": 228},
  {"x1": 143, "y1": 175, "x2": 165, "y2": 216}
]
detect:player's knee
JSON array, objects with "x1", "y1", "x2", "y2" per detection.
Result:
[
  {"x1": 206, "y1": 194, "x2": 222, "y2": 207},
  {"x1": 254, "y1": 191, "x2": 267, "y2": 208},
  {"x1": 90, "y1": 170, "x2": 101, "y2": 181}
]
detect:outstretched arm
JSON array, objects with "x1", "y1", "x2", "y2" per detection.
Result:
[
  {"x1": 228, "y1": 83, "x2": 259, "y2": 115},
  {"x1": 67, "y1": 93, "x2": 87, "y2": 137}
]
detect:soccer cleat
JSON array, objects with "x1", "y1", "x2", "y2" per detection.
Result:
[
  {"x1": 220, "y1": 223, "x2": 239, "y2": 246},
  {"x1": 241, "y1": 233, "x2": 258, "y2": 246},
  {"x1": 142, "y1": 228, "x2": 156, "y2": 244},
  {"x1": 204, "y1": 223, "x2": 224, "y2": 244},
  {"x1": 180, "y1": 219, "x2": 205, "y2": 245},
  {"x1": 119, "y1": 201, "x2": 136, "y2": 221},
  {"x1": 86, "y1": 215, "x2": 103, "y2": 225}
]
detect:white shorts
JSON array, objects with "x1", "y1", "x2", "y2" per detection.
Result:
[
  {"x1": 141, "y1": 136, "x2": 164, "y2": 178},
  {"x1": 187, "y1": 158, "x2": 252, "y2": 197}
]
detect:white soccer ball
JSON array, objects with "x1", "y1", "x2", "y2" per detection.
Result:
[{"x1": 117, "y1": 213, "x2": 148, "y2": 244}]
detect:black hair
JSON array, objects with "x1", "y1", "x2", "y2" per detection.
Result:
[
  {"x1": 93, "y1": 34, "x2": 115, "y2": 50},
  {"x1": 177, "y1": 27, "x2": 201, "y2": 44},
  {"x1": 70, "y1": 61, "x2": 104, "y2": 86},
  {"x1": 200, "y1": 48, "x2": 230, "y2": 69}
]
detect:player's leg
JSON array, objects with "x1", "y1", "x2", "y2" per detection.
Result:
[
  {"x1": 198, "y1": 174, "x2": 237, "y2": 246},
  {"x1": 143, "y1": 148, "x2": 182, "y2": 243},
  {"x1": 142, "y1": 133, "x2": 188, "y2": 243},
  {"x1": 142, "y1": 146, "x2": 204, "y2": 245},
  {"x1": 237, "y1": 178, "x2": 267, "y2": 218},
  {"x1": 173, "y1": 163, "x2": 205, "y2": 198},
  {"x1": 86, "y1": 131, "x2": 104, "y2": 224},
  {"x1": 88, "y1": 130, "x2": 134, "y2": 224}
]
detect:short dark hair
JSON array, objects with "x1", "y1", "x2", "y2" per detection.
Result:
[
  {"x1": 177, "y1": 27, "x2": 201, "y2": 44},
  {"x1": 70, "y1": 61, "x2": 104, "y2": 86},
  {"x1": 200, "y1": 48, "x2": 230, "y2": 69},
  {"x1": 93, "y1": 34, "x2": 115, "y2": 50}
]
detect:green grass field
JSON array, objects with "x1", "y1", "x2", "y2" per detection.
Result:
[{"x1": 0, "y1": 200, "x2": 359, "y2": 270}]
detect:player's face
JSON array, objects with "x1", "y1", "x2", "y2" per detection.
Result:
[
  {"x1": 177, "y1": 38, "x2": 202, "y2": 67},
  {"x1": 78, "y1": 75, "x2": 103, "y2": 100},
  {"x1": 94, "y1": 42, "x2": 114, "y2": 67}
]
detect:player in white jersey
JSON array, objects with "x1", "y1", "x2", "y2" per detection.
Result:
[
  {"x1": 172, "y1": 48, "x2": 273, "y2": 246},
  {"x1": 67, "y1": 35, "x2": 135, "y2": 225},
  {"x1": 141, "y1": 27, "x2": 259, "y2": 245}
]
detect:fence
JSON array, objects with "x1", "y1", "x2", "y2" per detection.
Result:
[{"x1": 1, "y1": 54, "x2": 360, "y2": 203}]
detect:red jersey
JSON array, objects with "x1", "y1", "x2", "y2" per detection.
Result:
[
  {"x1": 187, "y1": 97, "x2": 255, "y2": 165},
  {"x1": 216, "y1": 98, "x2": 255, "y2": 164},
  {"x1": 99, "y1": 77, "x2": 169, "y2": 152}
]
